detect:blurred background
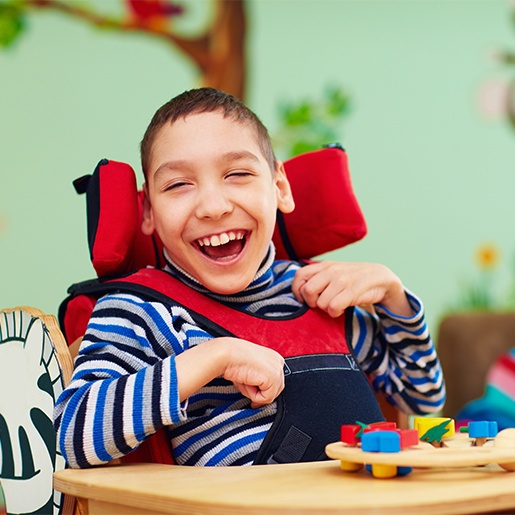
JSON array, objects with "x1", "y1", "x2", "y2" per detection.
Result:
[
  {"x1": 1, "y1": 0, "x2": 515, "y2": 335},
  {"x1": 1, "y1": 0, "x2": 515, "y2": 510}
]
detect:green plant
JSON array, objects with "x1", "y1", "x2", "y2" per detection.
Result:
[
  {"x1": 447, "y1": 243, "x2": 515, "y2": 313},
  {"x1": 272, "y1": 85, "x2": 351, "y2": 159},
  {"x1": 0, "y1": 2, "x2": 25, "y2": 47}
]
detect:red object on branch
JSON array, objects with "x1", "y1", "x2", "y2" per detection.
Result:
[{"x1": 126, "y1": 0, "x2": 183, "y2": 19}]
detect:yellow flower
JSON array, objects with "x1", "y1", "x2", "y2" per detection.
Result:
[{"x1": 475, "y1": 244, "x2": 500, "y2": 270}]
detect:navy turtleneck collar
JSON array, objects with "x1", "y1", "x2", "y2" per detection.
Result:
[{"x1": 162, "y1": 244, "x2": 278, "y2": 305}]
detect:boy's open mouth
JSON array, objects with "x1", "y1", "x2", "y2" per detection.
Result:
[{"x1": 195, "y1": 230, "x2": 247, "y2": 260}]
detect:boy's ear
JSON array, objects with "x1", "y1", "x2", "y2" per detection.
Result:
[
  {"x1": 141, "y1": 183, "x2": 155, "y2": 236},
  {"x1": 274, "y1": 161, "x2": 295, "y2": 214}
]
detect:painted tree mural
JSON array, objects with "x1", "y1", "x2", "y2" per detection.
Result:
[
  {"x1": 0, "y1": 0, "x2": 247, "y2": 99},
  {"x1": 0, "y1": 0, "x2": 352, "y2": 158}
]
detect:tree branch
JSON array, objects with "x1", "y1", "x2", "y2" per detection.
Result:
[
  {"x1": 18, "y1": 0, "x2": 247, "y2": 99},
  {"x1": 24, "y1": 0, "x2": 211, "y2": 67}
]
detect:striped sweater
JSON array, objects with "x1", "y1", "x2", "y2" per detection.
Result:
[{"x1": 54, "y1": 248, "x2": 445, "y2": 468}]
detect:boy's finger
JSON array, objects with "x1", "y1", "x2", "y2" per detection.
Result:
[
  {"x1": 324, "y1": 291, "x2": 351, "y2": 318},
  {"x1": 294, "y1": 262, "x2": 325, "y2": 282},
  {"x1": 292, "y1": 263, "x2": 330, "y2": 302},
  {"x1": 296, "y1": 273, "x2": 334, "y2": 308},
  {"x1": 291, "y1": 276, "x2": 307, "y2": 303}
]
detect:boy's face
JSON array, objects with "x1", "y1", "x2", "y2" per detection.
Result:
[{"x1": 142, "y1": 111, "x2": 294, "y2": 294}]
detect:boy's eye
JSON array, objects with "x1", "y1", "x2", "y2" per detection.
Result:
[
  {"x1": 226, "y1": 170, "x2": 252, "y2": 179},
  {"x1": 164, "y1": 180, "x2": 189, "y2": 191}
]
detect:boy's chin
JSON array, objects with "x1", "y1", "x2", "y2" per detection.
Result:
[
  {"x1": 203, "y1": 283, "x2": 250, "y2": 295},
  {"x1": 198, "y1": 275, "x2": 254, "y2": 295}
]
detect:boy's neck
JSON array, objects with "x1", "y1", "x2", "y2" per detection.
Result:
[{"x1": 162, "y1": 244, "x2": 276, "y2": 297}]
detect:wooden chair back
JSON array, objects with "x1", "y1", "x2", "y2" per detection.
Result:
[{"x1": 0, "y1": 307, "x2": 75, "y2": 515}]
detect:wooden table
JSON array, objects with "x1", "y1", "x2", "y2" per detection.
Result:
[{"x1": 54, "y1": 460, "x2": 515, "y2": 515}]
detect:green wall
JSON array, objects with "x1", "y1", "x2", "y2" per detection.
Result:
[{"x1": 1, "y1": 0, "x2": 514, "y2": 332}]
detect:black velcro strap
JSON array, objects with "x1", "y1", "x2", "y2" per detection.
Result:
[
  {"x1": 73, "y1": 175, "x2": 91, "y2": 195},
  {"x1": 276, "y1": 210, "x2": 298, "y2": 261},
  {"x1": 268, "y1": 426, "x2": 312, "y2": 464}
]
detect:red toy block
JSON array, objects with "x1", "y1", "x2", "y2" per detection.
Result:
[
  {"x1": 340, "y1": 424, "x2": 362, "y2": 445},
  {"x1": 397, "y1": 429, "x2": 419, "y2": 449},
  {"x1": 363, "y1": 421, "x2": 397, "y2": 433}
]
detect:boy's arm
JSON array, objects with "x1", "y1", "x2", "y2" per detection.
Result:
[
  {"x1": 55, "y1": 294, "x2": 284, "y2": 468},
  {"x1": 175, "y1": 336, "x2": 284, "y2": 409},
  {"x1": 292, "y1": 261, "x2": 445, "y2": 414},
  {"x1": 54, "y1": 294, "x2": 189, "y2": 468},
  {"x1": 353, "y1": 294, "x2": 445, "y2": 415}
]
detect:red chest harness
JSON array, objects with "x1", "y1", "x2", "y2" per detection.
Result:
[{"x1": 64, "y1": 268, "x2": 384, "y2": 464}]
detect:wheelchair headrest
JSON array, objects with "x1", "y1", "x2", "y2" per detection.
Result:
[{"x1": 73, "y1": 147, "x2": 367, "y2": 278}]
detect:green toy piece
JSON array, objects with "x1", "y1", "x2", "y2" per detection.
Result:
[
  {"x1": 420, "y1": 419, "x2": 452, "y2": 446},
  {"x1": 355, "y1": 421, "x2": 369, "y2": 438}
]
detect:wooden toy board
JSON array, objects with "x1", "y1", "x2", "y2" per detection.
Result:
[{"x1": 325, "y1": 433, "x2": 515, "y2": 469}]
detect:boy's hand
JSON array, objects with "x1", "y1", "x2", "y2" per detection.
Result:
[
  {"x1": 221, "y1": 339, "x2": 285, "y2": 408},
  {"x1": 292, "y1": 261, "x2": 413, "y2": 318},
  {"x1": 175, "y1": 337, "x2": 285, "y2": 408}
]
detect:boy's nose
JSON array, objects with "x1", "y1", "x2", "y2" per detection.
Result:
[{"x1": 195, "y1": 187, "x2": 233, "y2": 219}]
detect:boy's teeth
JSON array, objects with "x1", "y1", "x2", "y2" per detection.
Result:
[{"x1": 198, "y1": 231, "x2": 243, "y2": 247}]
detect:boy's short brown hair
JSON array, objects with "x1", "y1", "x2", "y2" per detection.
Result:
[{"x1": 140, "y1": 88, "x2": 277, "y2": 179}]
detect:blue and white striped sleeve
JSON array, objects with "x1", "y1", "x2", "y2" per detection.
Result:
[
  {"x1": 54, "y1": 293, "x2": 193, "y2": 468},
  {"x1": 352, "y1": 290, "x2": 446, "y2": 415}
]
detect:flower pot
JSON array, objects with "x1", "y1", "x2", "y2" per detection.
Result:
[{"x1": 437, "y1": 312, "x2": 515, "y2": 418}]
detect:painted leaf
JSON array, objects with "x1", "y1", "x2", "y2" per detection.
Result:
[{"x1": 0, "y1": 3, "x2": 25, "y2": 48}]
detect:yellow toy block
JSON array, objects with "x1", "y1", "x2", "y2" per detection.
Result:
[
  {"x1": 340, "y1": 460, "x2": 363, "y2": 472},
  {"x1": 371, "y1": 463, "x2": 398, "y2": 479}
]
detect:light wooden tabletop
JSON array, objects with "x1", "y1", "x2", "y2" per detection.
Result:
[{"x1": 54, "y1": 460, "x2": 515, "y2": 515}]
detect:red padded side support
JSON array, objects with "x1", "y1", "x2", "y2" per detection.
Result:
[
  {"x1": 88, "y1": 147, "x2": 366, "y2": 276},
  {"x1": 273, "y1": 148, "x2": 366, "y2": 260},
  {"x1": 93, "y1": 161, "x2": 140, "y2": 277},
  {"x1": 62, "y1": 295, "x2": 97, "y2": 345}
]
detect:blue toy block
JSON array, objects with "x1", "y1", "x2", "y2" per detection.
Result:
[
  {"x1": 361, "y1": 431, "x2": 380, "y2": 452},
  {"x1": 397, "y1": 466, "x2": 413, "y2": 476},
  {"x1": 468, "y1": 420, "x2": 498, "y2": 439},
  {"x1": 362, "y1": 431, "x2": 402, "y2": 478},
  {"x1": 361, "y1": 430, "x2": 401, "y2": 453}
]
